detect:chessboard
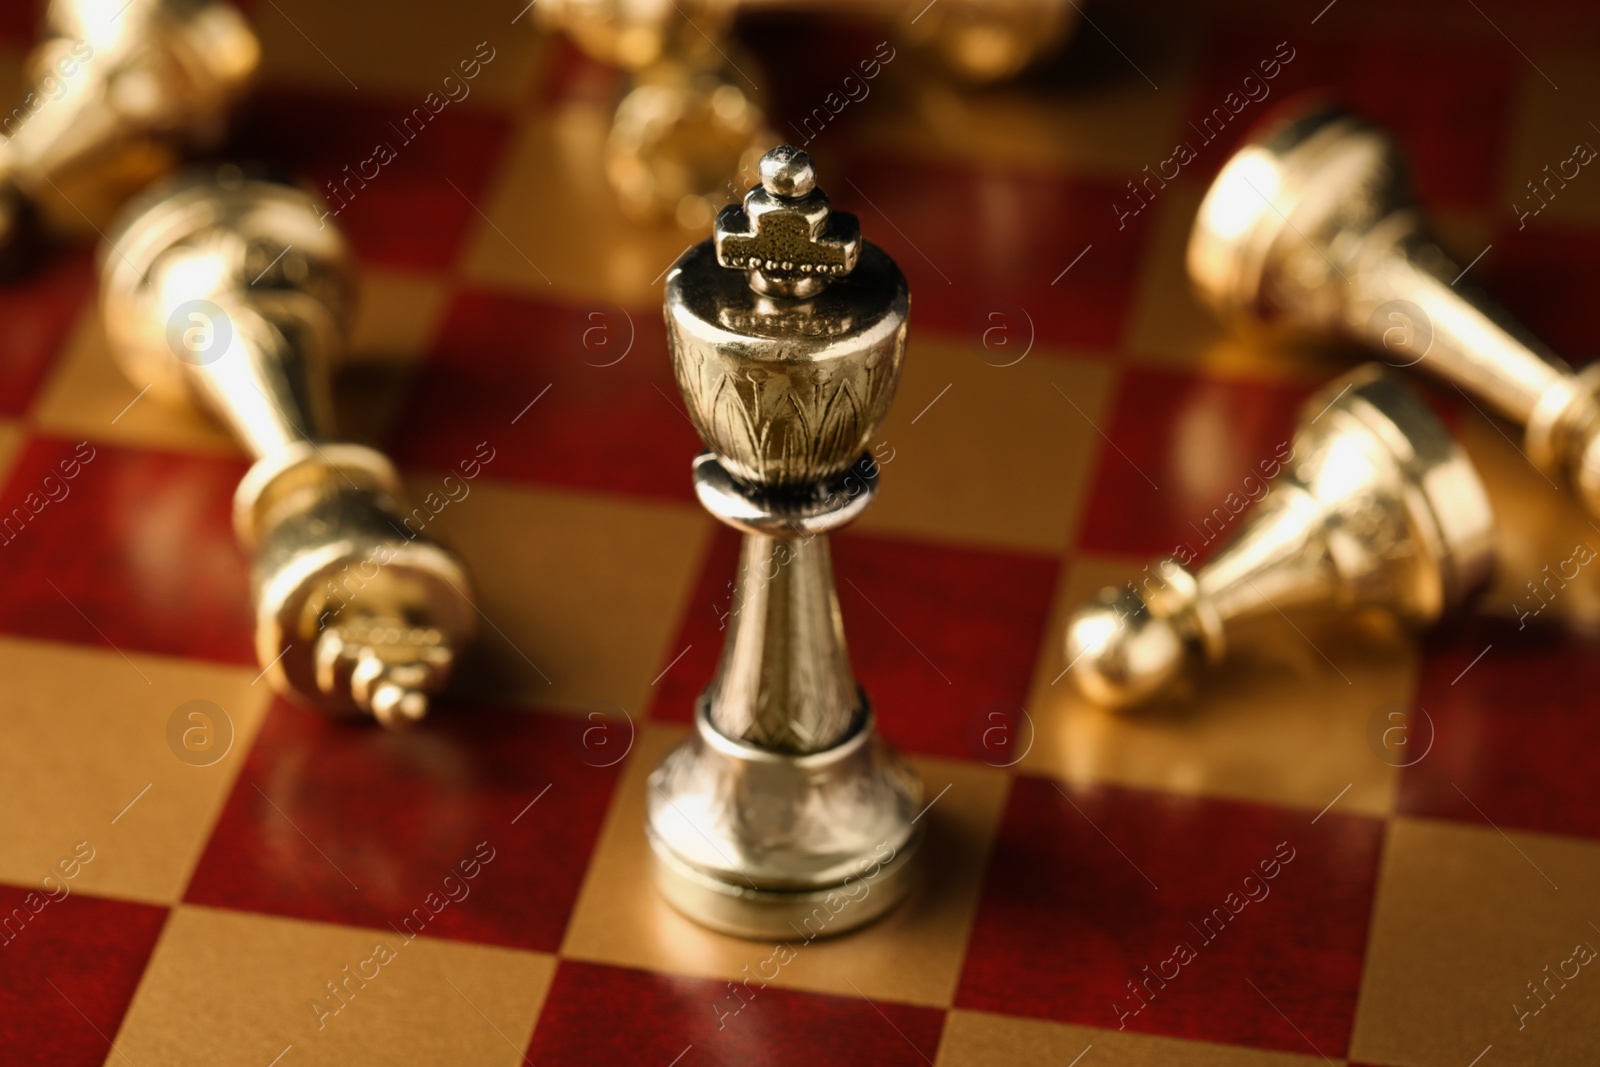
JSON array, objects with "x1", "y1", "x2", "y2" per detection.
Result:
[{"x1": 2, "y1": 1, "x2": 1599, "y2": 1064}]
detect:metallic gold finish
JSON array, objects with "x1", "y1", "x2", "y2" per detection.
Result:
[
  {"x1": 1066, "y1": 365, "x2": 1495, "y2": 710},
  {"x1": 0, "y1": 0, "x2": 258, "y2": 256},
  {"x1": 893, "y1": 0, "x2": 1077, "y2": 83},
  {"x1": 540, "y1": 1, "x2": 1073, "y2": 219},
  {"x1": 536, "y1": 0, "x2": 735, "y2": 73},
  {"x1": 1190, "y1": 102, "x2": 1600, "y2": 520},
  {"x1": 648, "y1": 146, "x2": 920, "y2": 938},
  {"x1": 604, "y1": 61, "x2": 771, "y2": 229},
  {"x1": 99, "y1": 168, "x2": 476, "y2": 728}
]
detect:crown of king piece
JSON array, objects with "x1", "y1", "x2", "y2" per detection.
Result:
[{"x1": 714, "y1": 146, "x2": 861, "y2": 298}]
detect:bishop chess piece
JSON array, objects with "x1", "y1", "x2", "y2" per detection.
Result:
[
  {"x1": 0, "y1": 0, "x2": 257, "y2": 264},
  {"x1": 1190, "y1": 101, "x2": 1600, "y2": 520},
  {"x1": 1065, "y1": 365, "x2": 1494, "y2": 709},
  {"x1": 646, "y1": 146, "x2": 922, "y2": 938},
  {"x1": 99, "y1": 168, "x2": 476, "y2": 728}
]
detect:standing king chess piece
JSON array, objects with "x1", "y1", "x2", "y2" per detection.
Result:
[
  {"x1": 1190, "y1": 101, "x2": 1600, "y2": 521},
  {"x1": 0, "y1": 0, "x2": 258, "y2": 266},
  {"x1": 646, "y1": 146, "x2": 922, "y2": 938},
  {"x1": 1065, "y1": 365, "x2": 1495, "y2": 709},
  {"x1": 99, "y1": 168, "x2": 476, "y2": 728}
]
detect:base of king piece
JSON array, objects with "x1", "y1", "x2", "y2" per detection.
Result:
[{"x1": 645, "y1": 698, "x2": 923, "y2": 940}]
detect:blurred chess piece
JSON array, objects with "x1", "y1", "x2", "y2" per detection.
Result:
[
  {"x1": 537, "y1": 0, "x2": 1073, "y2": 222},
  {"x1": 99, "y1": 168, "x2": 477, "y2": 728},
  {"x1": 647, "y1": 147, "x2": 921, "y2": 937},
  {"x1": 606, "y1": 60, "x2": 770, "y2": 229},
  {"x1": 893, "y1": 0, "x2": 1076, "y2": 83},
  {"x1": 0, "y1": 0, "x2": 258, "y2": 267},
  {"x1": 1191, "y1": 101, "x2": 1600, "y2": 522},
  {"x1": 538, "y1": 0, "x2": 770, "y2": 226},
  {"x1": 1065, "y1": 365, "x2": 1494, "y2": 709}
]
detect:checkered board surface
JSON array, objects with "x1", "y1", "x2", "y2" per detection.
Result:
[{"x1": 2, "y1": 0, "x2": 1599, "y2": 1063}]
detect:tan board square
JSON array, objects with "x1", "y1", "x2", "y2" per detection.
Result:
[
  {"x1": 460, "y1": 106, "x2": 700, "y2": 306},
  {"x1": 32, "y1": 269, "x2": 444, "y2": 456},
  {"x1": 418, "y1": 477, "x2": 711, "y2": 713},
  {"x1": 562, "y1": 722, "x2": 1009, "y2": 1008},
  {"x1": 1454, "y1": 408, "x2": 1600, "y2": 625},
  {"x1": 112, "y1": 904, "x2": 555, "y2": 1067},
  {"x1": 1349, "y1": 817, "x2": 1600, "y2": 1067},
  {"x1": 856, "y1": 340, "x2": 1111, "y2": 554},
  {"x1": 937, "y1": 1009, "x2": 1335, "y2": 1067},
  {"x1": 32, "y1": 304, "x2": 237, "y2": 457},
  {"x1": 0, "y1": 637, "x2": 269, "y2": 905},
  {"x1": 853, "y1": 34, "x2": 1198, "y2": 181},
  {"x1": 1020, "y1": 553, "x2": 1411, "y2": 817},
  {"x1": 252, "y1": 0, "x2": 546, "y2": 105}
]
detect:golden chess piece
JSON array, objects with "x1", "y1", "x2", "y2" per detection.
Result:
[
  {"x1": 540, "y1": 0, "x2": 769, "y2": 226},
  {"x1": 647, "y1": 146, "x2": 921, "y2": 937},
  {"x1": 0, "y1": 0, "x2": 258, "y2": 261},
  {"x1": 536, "y1": 0, "x2": 735, "y2": 72},
  {"x1": 605, "y1": 60, "x2": 771, "y2": 229},
  {"x1": 1190, "y1": 101, "x2": 1600, "y2": 521},
  {"x1": 99, "y1": 168, "x2": 477, "y2": 729},
  {"x1": 894, "y1": 0, "x2": 1077, "y2": 83},
  {"x1": 1065, "y1": 365, "x2": 1495, "y2": 709}
]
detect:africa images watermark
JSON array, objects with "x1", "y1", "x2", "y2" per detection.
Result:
[
  {"x1": 1513, "y1": 926, "x2": 1599, "y2": 1031},
  {"x1": 1111, "y1": 840, "x2": 1298, "y2": 1029},
  {"x1": 0, "y1": 441, "x2": 97, "y2": 547},
  {"x1": 1113, "y1": 40, "x2": 1298, "y2": 230},
  {"x1": 1, "y1": 37, "x2": 95, "y2": 138},
  {"x1": 785, "y1": 40, "x2": 898, "y2": 147},
  {"x1": 315, "y1": 40, "x2": 499, "y2": 229},
  {"x1": 1513, "y1": 128, "x2": 1596, "y2": 230},
  {"x1": 0, "y1": 840, "x2": 96, "y2": 948}
]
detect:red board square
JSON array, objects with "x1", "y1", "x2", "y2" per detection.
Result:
[
  {"x1": 226, "y1": 87, "x2": 513, "y2": 271},
  {"x1": 1399, "y1": 617, "x2": 1600, "y2": 841},
  {"x1": 184, "y1": 700, "x2": 622, "y2": 953},
  {"x1": 526, "y1": 959, "x2": 946, "y2": 1066},
  {"x1": 0, "y1": 250, "x2": 93, "y2": 417},
  {"x1": 0, "y1": 885, "x2": 168, "y2": 1065},
  {"x1": 833, "y1": 155, "x2": 1154, "y2": 353},
  {"x1": 1075, "y1": 366, "x2": 1310, "y2": 561},
  {"x1": 1481, "y1": 222, "x2": 1600, "y2": 364},
  {"x1": 1181, "y1": 28, "x2": 1515, "y2": 211},
  {"x1": 388, "y1": 288, "x2": 701, "y2": 501},
  {"x1": 648, "y1": 527, "x2": 1059, "y2": 762},
  {"x1": 0, "y1": 435, "x2": 254, "y2": 664},
  {"x1": 957, "y1": 776, "x2": 1384, "y2": 1056}
]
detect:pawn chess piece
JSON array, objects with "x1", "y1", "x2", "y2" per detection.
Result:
[
  {"x1": 1190, "y1": 101, "x2": 1600, "y2": 521},
  {"x1": 99, "y1": 168, "x2": 476, "y2": 728},
  {"x1": 647, "y1": 146, "x2": 921, "y2": 938},
  {"x1": 1066, "y1": 365, "x2": 1494, "y2": 709},
  {"x1": 0, "y1": 0, "x2": 258, "y2": 265}
]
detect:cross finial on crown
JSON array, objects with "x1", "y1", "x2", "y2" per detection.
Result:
[{"x1": 714, "y1": 146, "x2": 861, "y2": 299}]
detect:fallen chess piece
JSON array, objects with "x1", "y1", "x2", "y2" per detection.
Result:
[
  {"x1": 0, "y1": 0, "x2": 258, "y2": 269},
  {"x1": 536, "y1": 0, "x2": 1074, "y2": 221},
  {"x1": 1065, "y1": 365, "x2": 1495, "y2": 710},
  {"x1": 99, "y1": 167, "x2": 477, "y2": 728},
  {"x1": 647, "y1": 146, "x2": 922, "y2": 938},
  {"x1": 1190, "y1": 100, "x2": 1600, "y2": 521}
]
